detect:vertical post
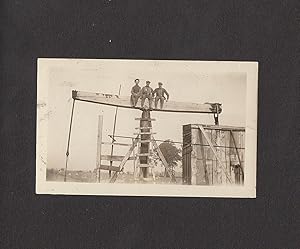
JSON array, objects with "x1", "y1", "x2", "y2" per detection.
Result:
[
  {"x1": 96, "y1": 115, "x2": 103, "y2": 182},
  {"x1": 64, "y1": 99, "x2": 76, "y2": 182},
  {"x1": 218, "y1": 131, "x2": 227, "y2": 184},
  {"x1": 132, "y1": 138, "x2": 136, "y2": 179},
  {"x1": 215, "y1": 130, "x2": 222, "y2": 184},
  {"x1": 109, "y1": 84, "x2": 121, "y2": 177},
  {"x1": 224, "y1": 131, "x2": 231, "y2": 184},
  {"x1": 198, "y1": 130, "x2": 209, "y2": 185},
  {"x1": 230, "y1": 130, "x2": 244, "y2": 183}
]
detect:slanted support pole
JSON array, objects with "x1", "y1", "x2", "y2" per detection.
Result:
[
  {"x1": 64, "y1": 99, "x2": 76, "y2": 182},
  {"x1": 197, "y1": 125, "x2": 232, "y2": 183},
  {"x1": 109, "y1": 136, "x2": 139, "y2": 183},
  {"x1": 152, "y1": 136, "x2": 176, "y2": 183}
]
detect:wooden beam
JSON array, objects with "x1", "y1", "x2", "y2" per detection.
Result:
[
  {"x1": 99, "y1": 165, "x2": 120, "y2": 172},
  {"x1": 101, "y1": 155, "x2": 135, "y2": 161},
  {"x1": 139, "y1": 164, "x2": 149, "y2": 168},
  {"x1": 101, "y1": 142, "x2": 131, "y2": 147},
  {"x1": 230, "y1": 130, "x2": 244, "y2": 180},
  {"x1": 192, "y1": 124, "x2": 245, "y2": 132},
  {"x1": 139, "y1": 140, "x2": 152, "y2": 143},
  {"x1": 133, "y1": 132, "x2": 156, "y2": 135},
  {"x1": 135, "y1": 118, "x2": 156, "y2": 121},
  {"x1": 136, "y1": 153, "x2": 151, "y2": 156},
  {"x1": 198, "y1": 128, "x2": 209, "y2": 185},
  {"x1": 72, "y1": 90, "x2": 222, "y2": 114}
]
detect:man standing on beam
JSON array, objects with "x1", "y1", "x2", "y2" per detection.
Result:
[{"x1": 153, "y1": 82, "x2": 169, "y2": 109}]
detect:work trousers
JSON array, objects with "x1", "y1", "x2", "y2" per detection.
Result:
[
  {"x1": 130, "y1": 94, "x2": 140, "y2": 107},
  {"x1": 155, "y1": 96, "x2": 165, "y2": 109},
  {"x1": 141, "y1": 94, "x2": 153, "y2": 109}
]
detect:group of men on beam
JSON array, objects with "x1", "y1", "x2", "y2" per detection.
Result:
[{"x1": 130, "y1": 79, "x2": 169, "y2": 110}]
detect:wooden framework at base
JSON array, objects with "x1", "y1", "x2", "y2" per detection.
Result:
[
  {"x1": 109, "y1": 110, "x2": 176, "y2": 183},
  {"x1": 65, "y1": 90, "x2": 224, "y2": 184},
  {"x1": 182, "y1": 124, "x2": 245, "y2": 185}
]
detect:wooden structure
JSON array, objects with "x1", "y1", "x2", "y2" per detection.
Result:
[
  {"x1": 64, "y1": 89, "x2": 223, "y2": 183},
  {"x1": 182, "y1": 124, "x2": 245, "y2": 185},
  {"x1": 109, "y1": 110, "x2": 176, "y2": 183}
]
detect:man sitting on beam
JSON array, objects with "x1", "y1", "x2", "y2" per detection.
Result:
[
  {"x1": 153, "y1": 82, "x2": 169, "y2": 109},
  {"x1": 140, "y1": 80, "x2": 154, "y2": 110},
  {"x1": 130, "y1": 78, "x2": 141, "y2": 107}
]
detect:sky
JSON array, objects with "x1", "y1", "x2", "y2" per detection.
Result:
[{"x1": 45, "y1": 60, "x2": 246, "y2": 171}]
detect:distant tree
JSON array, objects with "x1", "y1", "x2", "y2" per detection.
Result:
[{"x1": 154, "y1": 140, "x2": 182, "y2": 177}]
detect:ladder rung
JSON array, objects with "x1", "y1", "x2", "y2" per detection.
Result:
[
  {"x1": 134, "y1": 132, "x2": 156, "y2": 135},
  {"x1": 137, "y1": 153, "x2": 151, "y2": 156},
  {"x1": 139, "y1": 140, "x2": 151, "y2": 143},
  {"x1": 99, "y1": 165, "x2": 121, "y2": 172},
  {"x1": 139, "y1": 163, "x2": 150, "y2": 168},
  {"x1": 135, "y1": 118, "x2": 156, "y2": 121},
  {"x1": 101, "y1": 142, "x2": 132, "y2": 147},
  {"x1": 135, "y1": 127, "x2": 152, "y2": 129},
  {"x1": 101, "y1": 155, "x2": 135, "y2": 161}
]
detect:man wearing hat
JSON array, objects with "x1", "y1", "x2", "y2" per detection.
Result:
[
  {"x1": 130, "y1": 78, "x2": 141, "y2": 107},
  {"x1": 153, "y1": 82, "x2": 169, "y2": 109},
  {"x1": 140, "y1": 80, "x2": 154, "y2": 109}
]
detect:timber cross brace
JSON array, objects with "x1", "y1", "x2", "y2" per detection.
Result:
[{"x1": 65, "y1": 90, "x2": 223, "y2": 183}]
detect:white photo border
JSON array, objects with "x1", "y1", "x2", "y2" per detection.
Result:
[{"x1": 36, "y1": 59, "x2": 258, "y2": 198}]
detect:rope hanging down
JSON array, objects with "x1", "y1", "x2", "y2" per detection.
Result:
[
  {"x1": 64, "y1": 99, "x2": 76, "y2": 182},
  {"x1": 109, "y1": 84, "x2": 122, "y2": 177}
]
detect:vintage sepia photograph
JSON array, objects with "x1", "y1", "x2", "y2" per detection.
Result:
[{"x1": 36, "y1": 59, "x2": 258, "y2": 197}]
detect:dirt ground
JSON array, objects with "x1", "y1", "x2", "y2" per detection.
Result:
[{"x1": 46, "y1": 169, "x2": 182, "y2": 184}]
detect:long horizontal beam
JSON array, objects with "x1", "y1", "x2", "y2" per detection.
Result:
[{"x1": 72, "y1": 90, "x2": 222, "y2": 114}]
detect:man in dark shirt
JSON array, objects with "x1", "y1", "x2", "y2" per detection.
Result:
[
  {"x1": 153, "y1": 82, "x2": 169, "y2": 109},
  {"x1": 130, "y1": 79, "x2": 141, "y2": 107},
  {"x1": 141, "y1": 81, "x2": 154, "y2": 109}
]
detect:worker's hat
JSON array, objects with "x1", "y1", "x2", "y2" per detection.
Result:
[
  {"x1": 134, "y1": 78, "x2": 139, "y2": 82},
  {"x1": 158, "y1": 82, "x2": 163, "y2": 85},
  {"x1": 146, "y1": 80, "x2": 151, "y2": 84}
]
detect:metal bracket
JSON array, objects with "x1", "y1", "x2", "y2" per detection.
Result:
[{"x1": 72, "y1": 90, "x2": 78, "y2": 99}]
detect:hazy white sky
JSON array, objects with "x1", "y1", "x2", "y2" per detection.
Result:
[{"x1": 46, "y1": 60, "x2": 246, "y2": 171}]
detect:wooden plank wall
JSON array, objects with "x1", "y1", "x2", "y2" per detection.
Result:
[
  {"x1": 182, "y1": 125, "x2": 192, "y2": 184},
  {"x1": 185, "y1": 125, "x2": 245, "y2": 185}
]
